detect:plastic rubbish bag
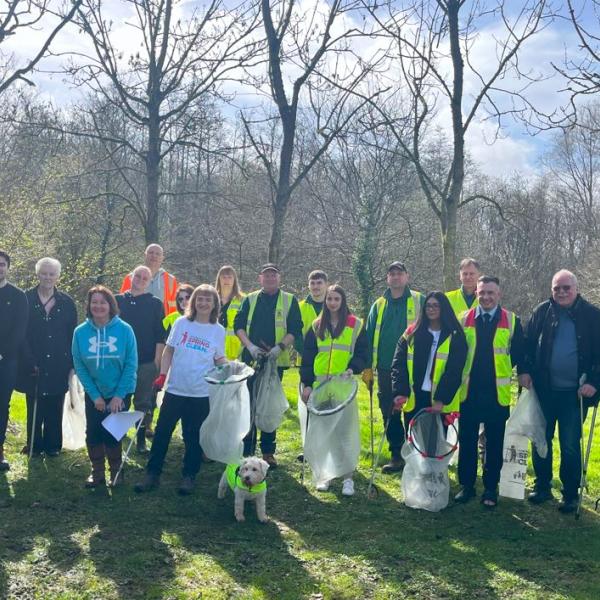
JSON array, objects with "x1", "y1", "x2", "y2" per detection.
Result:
[
  {"x1": 62, "y1": 373, "x2": 86, "y2": 450},
  {"x1": 499, "y1": 434, "x2": 529, "y2": 500},
  {"x1": 199, "y1": 361, "x2": 254, "y2": 464},
  {"x1": 253, "y1": 355, "x2": 289, "y2": 432},
  {"x1": 304, "y1": 376, "x2": 360, "y2": 486},
  {"x1": 505, "y1": 387, "x2": 548, "y2": 458},
  {"x1": 401, "y1": 411, "x2": 455, "y2": 512},
  {"x1": 298, "y1": 385, "x2": 308, "y2": 446}
]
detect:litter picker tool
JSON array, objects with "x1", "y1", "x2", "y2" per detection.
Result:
[
  {"x1": 577, "y1": 400, "x2": 598, "y2": 520},
  {"x1": 367, "y1": 403, "x2": 396, "y2": 500},
  {"x1": 29, "y1": 373, "x2": 39, "y2": 460}
]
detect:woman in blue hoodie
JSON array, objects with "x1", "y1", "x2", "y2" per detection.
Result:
[{"x1": 72, "y1": 285, "x2": 137, "y2": 488}]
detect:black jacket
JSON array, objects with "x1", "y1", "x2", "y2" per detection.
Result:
[
  {"x1": 523, "y1": 295, "x2": 600, "y2": 406},
  {"x1": 16, "y1": 287, "x2": 77, "y2": 396},
  {"x1": 300, "y1": 324, "x2": 369, "y2": 388},
  {"x1": 391, "y1": 326, "x2": 467, "y2": 406},
  {"x1": 0, "y1": 282, "x2": 28, "y2": 361}
]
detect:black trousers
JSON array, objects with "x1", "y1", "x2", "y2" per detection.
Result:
[
  {"x1": 0, "y1": 358, "x2": 17, "y2": 445},
  {"x1": 147, "y1": 392, "x2": 209, "y2": 478},
  {"x1": 377, "y1": 369, "x2": 405, "y2": 456},
  {"x1": 85, "y1": 394, "x2": 132, "y2": 448},
  {"x1": 243, "y1": 367, "x2": 284, "y2": 456},
  {"x1": 26, "y1": 393, "x2": 64, "y2": 453},
  {"x1": 458, "y1": 412, "x2": 506, "y2": 491}
]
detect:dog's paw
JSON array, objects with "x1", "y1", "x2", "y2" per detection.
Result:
[
  {"x1": 235, "y1": 515, "x2": 246, "y2": 523},
  {"x1": 258, "y1": 516, "x2": 268, "y2": 524}
]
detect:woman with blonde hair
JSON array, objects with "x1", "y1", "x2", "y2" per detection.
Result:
[
  {"x1": 135, "y1": 284, "x2": 226, "y2": 496},
  {"x1": 215, "y1": 265, "x2": 245, "y2": 360}
]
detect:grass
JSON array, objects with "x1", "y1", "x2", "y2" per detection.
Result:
[{"x1": 0, "y1": 371, "x2": 599, "y2": 599}]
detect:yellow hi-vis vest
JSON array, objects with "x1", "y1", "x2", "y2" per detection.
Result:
[
  {"x1": 297, "y1": 299, "x2": 321, "y2": 367},
  {"x1": 224, "y1": 294, "x2": 245, "y2": 360},
  {"x1": 446, "y1": 288, "x2": 479, "y2": 317},
  {"x1": 247, "y1": 290, "x2": 294, "y2": 367},
  {"x1": 372, "y1": 290, "x2": 422, "y2": 371},
  {"x1": 162, "y1": 310, "x2": 182, "y2": 331},
  {"x1": 404, "y1": 330, "x2": 460, "y2": 413},
  {"x1": 313, "y1": 315, "x2": 363, "y2": 388},
  {"x1": 460, "y1": 308, "x2": 516, "y2": 406}
]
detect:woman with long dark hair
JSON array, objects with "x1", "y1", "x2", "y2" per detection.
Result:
[
  {"x1": 391, "y1": 291, "x2": 467, "y2": 426},
  {"x1": 163, "y1": 283, "x2": 194, "y2": 336},
  {"x1": 300, "y1": 284, "x2": 369, "y2": 496},
  {"x1": 215, "y1": 265, "x2": 245, "y2": 360}
]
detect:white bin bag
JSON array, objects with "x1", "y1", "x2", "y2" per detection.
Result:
[
  {"x1": 253, "y1": 355, "x2": 289, "y2": 433},
  {"x1": 62, "y1": 373, "x2": 86, "y2": 451},
  {"x1": 298, "y1": 385, "x2": 308, "y2": 446},
  {"x1": 199, "y1": 361, "x2": 254, "y2": 464},
  {"x1": 304, "y1": 376, "x2": 360, "y2": 487},
  {"x1": 505, "y1": 387, "x2": 548, "y2": 458},
  {"x1": 401, "y1": 410, "x2": 457, "y2": 512}
]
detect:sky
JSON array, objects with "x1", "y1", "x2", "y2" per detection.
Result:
[{"x1": 1, "y1": 0, "x2": 597, "y2": 179}]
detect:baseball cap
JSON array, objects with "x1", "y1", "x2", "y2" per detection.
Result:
[
  {"x1": 387, "y1": 261, "x2": 407, "y2": 273},
  {"x1": 259, "y1": 263, "x2": 280, "y2": 274}
]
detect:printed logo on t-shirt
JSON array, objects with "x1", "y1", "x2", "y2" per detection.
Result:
[
  {"x1": 178, "y1": 329, "x2": 211, "y2": 353},
  {"x1": 88, "y1": 336, "x2": 118, "y2": 353}
]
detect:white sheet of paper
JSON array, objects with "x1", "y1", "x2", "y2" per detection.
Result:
[{"x1": 102, "y1": 410, "x2": 144, "y2": 442}]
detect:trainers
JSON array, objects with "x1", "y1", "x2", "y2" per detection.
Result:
[
  {"x1": 178, "y1": 476, "x2": 195, "y2": 496},
  {"x1": 134, "y1": 473, "x2": 160, "y2": 493},
  {"x1": 381, "y1": 457, "x2": 405, "y2": 473},
  {"x1": 528, "y1": 489, "x2": 553, "y2": 505},
  {"x1": 342, "y1": 479, "x2": 355, "y2": 496},
  {"x1": 558, "y1": 497, "x2": 578, "y2": 514},
  {"x1": 316, "y1": 481, "x2": 330, "y2": 492},
  {"x1": 262, "y1": 453, "x2": 278, "y2": 469}
]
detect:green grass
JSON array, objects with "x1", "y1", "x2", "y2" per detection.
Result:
[{"x1": 1, "y1": 372, "x2": 599, "y2": 599}]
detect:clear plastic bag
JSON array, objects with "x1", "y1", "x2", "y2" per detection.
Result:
[
  {"x1": 62, "y1": 373, "x2": 86, "y2": 451},
  {"x1": 505, "y1": 387, "x2": 548, "y2": 458},
  {"x1": 304, "y1": 377, "x2": 360, "y2": 486},
  {"x1": 298, "y1": 386, "x2": 308, "y2": 446},
  {"x1": 199, "y1": 361, "x2": 254, "y2": 464},
  {"x1": 401, "y1": 411, "x2": 454, "y2": 512},
  {"x1": 253, "y1": 356, "x2": 289, "y2": 432}
]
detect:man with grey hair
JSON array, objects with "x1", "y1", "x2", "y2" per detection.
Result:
[
  {"x1": 520, "y1": 269, "x2": 600, "y2": 513},
  {"x1": 117, "y1": 265, "x2": 165, "y2": 452}
]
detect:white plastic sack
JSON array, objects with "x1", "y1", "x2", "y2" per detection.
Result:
[
  {"x1": 499, "y1": 434, "x2": 529, "y2": 500},
  {"x1": 304, "y1": 377, "x2": 360, "y2": 486},
  {"x1": 505, "y1": 387, "x2": 548, "y2": 458},
  {"x1": 401, "y1": 412, "x2": 454, "y2": 512},
  {"x1": 253, "y1": 356, "x2": 289, "y2": 432},
  {"x1": 298, "y1": 386, "x2": 308, "y2": 446},
  {"x1": 200, "y1": 361, "x2": 254, "y2": 464},
  {"x1": 62, "y1": 373, "x2": 86, "y2": 450}
]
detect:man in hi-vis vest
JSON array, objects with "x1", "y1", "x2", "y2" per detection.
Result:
[
  {"x1": 445, "y1": 257, "x2": 480, "y2": 317},
  {"x1": 455, "y1": 275, "x2": 525, "y2": 508},
  {"x1": 363, "y1": 261, "x2": 423, "y2": 473},
  {"x1": 296, "y1": 270, "x2": 328, "y2": 365},
  {"x1": 235, "y1": 264, "x2": 303, "y2": 468}
]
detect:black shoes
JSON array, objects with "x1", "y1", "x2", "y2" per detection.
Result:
[
  {"x1": 134, "y1": 473, "x2": 160, "y2": 493},
  {"x1": 528, "y1": 489, "x2": 553, "y2": 505},
  {"x1": 178, "y1": 476, "x2": 195, "y2": 496},
  {"x1": 454, "y1": 487, "x2": 476, "y2": 503},
  {"x1": 558, "y1": 498, "x2": 578, "y2": 514}
]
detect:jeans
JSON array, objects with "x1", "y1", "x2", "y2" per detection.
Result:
[
  {"x1": 532, "y1": 389, "x2": 587, "y2": 501},
  {"x1": 243, "y1": 367, "x2": 284, "y2": 456},
  {"x1": 26, "y1": 393, "x2": 64, "y2": 453},
  {"x1": 377, "y1": 369, "x2": 405, "y2": 456},
  {"x1": 85, "y1": 394, "x2": 132, "y2": 448},
  {"x1": 0, "y1": 358, "x2": 18, "y2": 445},
  {"x1": 147, "y1": 392, "x2": 209, "y2": 478}
]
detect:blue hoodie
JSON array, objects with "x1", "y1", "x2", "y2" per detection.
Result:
[{"x1": 72, "y1": 316, "x2": 138, "y2": 401}]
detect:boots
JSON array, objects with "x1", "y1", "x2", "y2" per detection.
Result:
[
  {"x1": 0, "y1": 445, "x2": 9, "y2": 472},
  {"x1": 134, "y1": 472, "x2": 160, "y2": 493},
  {"x1": 85, "y1": 445, "x2": 106, "y2": 488},
  {"x1": 105, "y1": 442, "x2": 124, "y2": 487},
  {"x1": 136, "y1": 426, "x2": 147, "y2": 454}
]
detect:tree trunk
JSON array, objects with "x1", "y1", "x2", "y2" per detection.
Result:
[
  {"x1": 146, "y1": 108, "x2": 161, "y2": 244},
  {"x1": 441, "y1": 197, "x2": 458, "y2": 291}
]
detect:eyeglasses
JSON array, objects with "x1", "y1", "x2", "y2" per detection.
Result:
[
  {"x1": 178, "y1": 295, "x2": 191, "y2": 302},
  {"x1": 425, "y1": 303, "x2": 440, "y2": 309},
  {"x1": 552, "y1": 285, "x2": 572, "y2": 293}
]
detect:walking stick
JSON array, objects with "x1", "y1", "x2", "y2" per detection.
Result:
[
  {"x1": 576, "y1": 401, "x2": 598, "y2": 520},
  {"x1": 29, "y1": 374, "x2": 39, "y2": 460},
  {"x1": 112, "y1": 414, "x2": 144, "y2": 487}
]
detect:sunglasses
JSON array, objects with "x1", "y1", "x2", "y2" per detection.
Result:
[
  {"x1": 178, "y1": 295, "x2": 191, "y2": 302},
  {"x1": 552, "y1": 285, "x2": 572, "y2": 293}
]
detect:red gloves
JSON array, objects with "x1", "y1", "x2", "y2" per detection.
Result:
[
  {"x1": 153, "y1": 373, "x2": 167, "y2": 391},
  {"x1": 444, "y1": 412, "x2": 460, "y2": 426}
]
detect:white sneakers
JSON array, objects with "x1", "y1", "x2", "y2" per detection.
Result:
[
  {"x1": 316, "y1": 481, "x2": 330, "y2": 492},
  {"x1": 342, "y1": 478, "x2": 354, "y2": 496}
]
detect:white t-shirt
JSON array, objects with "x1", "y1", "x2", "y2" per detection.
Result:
[
  {"x1": 165, "y1": 318, "x2": 225, "y2": 398},
  {"x1": 421, "y1": 329, "x2": 441, "y2": 392}
]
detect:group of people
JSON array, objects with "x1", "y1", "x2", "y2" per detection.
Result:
[{"x1": 0, "y1": 246, "x2": 598, "y2": 513}]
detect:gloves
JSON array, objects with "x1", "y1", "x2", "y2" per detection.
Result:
[
  {"x1": 342, "y1": 368, "x2": 354, "y2": 379},
  {"x1": 444, "y1": 412, "x2": 460, "y2": 426},
  {"x1": 392, "y1": 396, "x2": 407, "y2": 412},
  {"x1": 247, "y1": 344, "x2": 264, "y2": 360},
  {"x1": 269, "y1": 345, "x2": 283, "y2": 359},
  {"x1": 362, "y1": 368, "x2": 374, "y2": 388},
  {"x1": 153, "y1": 373, "x2": 167, "y2": 391}
]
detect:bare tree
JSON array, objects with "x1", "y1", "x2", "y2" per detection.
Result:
[
  {"x1": 63, "y1": 0, "x2": 261, "y2": 243},
  {"x1": 366, "y1": 0, "x2": 551, "y2": 288},
  {"x1": 0, "y1": 0, "x2": 82, "y2": 94},
  {"x1": 242, "y1": 0, "x2": 386, "y2": 263}
]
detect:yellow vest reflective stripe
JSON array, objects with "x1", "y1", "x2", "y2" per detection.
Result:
[
  {"x1": 224, "y1": 294, "x2": 245, "y2": 360},
  {"x1": 404, "y1": 334, "x2": 460, "y2": 413},
  {"x1": 297, "y1": 300, "x2": 320, "y2": 367},
  {"x1": 461, "y1": 308, "x2": 515, "y2": 406},
  {"x1": 162, "y1": 310, "x2": 181, "y2": 331},
  {"x1": 313, "y1": 315, "x2": 363, "y2": 387},
  {"x1": 445, "y1": 288, "x2": 479, "y2": 317},
  {"x1": 372, "y1": 290, "x2": 422, "y2": 371},
  {"x1": 247, "y1": 290, "x2": 293, "y2": 367}
]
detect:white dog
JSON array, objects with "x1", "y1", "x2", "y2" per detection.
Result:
[{"x1": 217, "y1": 457, "x2": 269, "y2": 523}]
